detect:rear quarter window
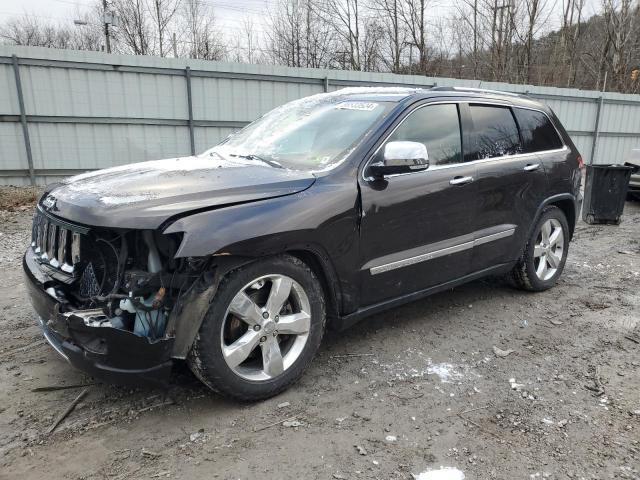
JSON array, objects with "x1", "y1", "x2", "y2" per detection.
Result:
[{"x1": 513, "y1": 108, "x2": 564, "y2": 153}]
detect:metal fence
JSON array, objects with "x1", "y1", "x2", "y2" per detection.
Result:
[{"x1": 1, "y1": 45, "x2": 640, "y2": 186}]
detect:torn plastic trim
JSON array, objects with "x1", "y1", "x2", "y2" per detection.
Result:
[{"x1": 167, "y1": 256, "x2": 255, "y2": 359}]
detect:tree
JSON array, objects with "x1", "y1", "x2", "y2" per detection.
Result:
[
  {"x1": 112, "y1": 0, "x2": 152, "y2": 55},
  {"x1": 148, "y1": 0, "x2": 181, "y2": 57},
  {"x1": 370, "y1": 0, "x2": 404, "y2": 72},
  {"x1": 181, "y1": 0, "x2": 226, "y2": 60},
  {"x1": 399, "y1": 0, "x2": 429, "y2": 74}
]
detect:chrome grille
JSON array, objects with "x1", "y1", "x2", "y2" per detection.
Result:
[{"x1": 32, "y1": 209, "x2": 82, "y2": 275}]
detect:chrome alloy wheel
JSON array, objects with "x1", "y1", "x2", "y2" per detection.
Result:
[
  {"x1": 220, "y1": 274, "x2": 311, "y2": 381},
  {"x1": 533, "y1": 218, "x2": 564, "y2": 281}
]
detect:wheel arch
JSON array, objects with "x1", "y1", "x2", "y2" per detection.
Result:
[
  {"x1": 544, "y1": 195, "x2": 577, "y2": 239},
  {"x1": 286, "y1": 248, "x2": 342, "y2": 325},
  {"x1": 169, "y1": 248, "x2": 342, "y2": 359},
  {"x1": 531, "y1": 193, "x2": 578, "y2": 240}
]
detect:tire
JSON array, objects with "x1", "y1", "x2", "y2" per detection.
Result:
[
  {"x1": 187, "y1": 254, "x2": 326, "y2": 401},
  {"x1": 510, "y1": 206, "x2": 570, "y2": 292}
]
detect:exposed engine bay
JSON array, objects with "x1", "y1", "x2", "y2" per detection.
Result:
[{"x1": 31, "y1": 206, "x2": 208, "y2": 343}]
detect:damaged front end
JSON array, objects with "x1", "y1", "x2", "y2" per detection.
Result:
[{"x1": 23, "y1": 205, "x2": 215, "y2": 387}]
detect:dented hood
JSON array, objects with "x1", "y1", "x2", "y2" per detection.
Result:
[{"x1": 43, "y1": 156, "x2": 316, "y2": 229}]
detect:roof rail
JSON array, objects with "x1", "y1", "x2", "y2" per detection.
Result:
[{"x1": 429, "y1": 86, "x2": 524, "y2": 97}]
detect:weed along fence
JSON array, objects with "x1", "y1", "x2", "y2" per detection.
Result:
[{"x1": 1, "y1": 45, "x2": 640, "y2": 186}]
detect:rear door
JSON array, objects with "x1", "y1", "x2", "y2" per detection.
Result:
[
  {"x1": 467, "y1": 103, "x2": 549, "y2": 272},
  {"x1": 358, "y1": 102, "x2": 477, "y2": 306},
  {"x1": 513, "y1": 107, "x2": 568, "y2": 196}
]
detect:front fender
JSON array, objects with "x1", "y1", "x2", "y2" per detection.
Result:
[{"x1": 163, "y1": 177, "x2": 362, "y2": 314}]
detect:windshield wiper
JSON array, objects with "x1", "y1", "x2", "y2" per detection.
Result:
[{"x1": 229, "y1": 153, "x2": 283, "y2": 169}]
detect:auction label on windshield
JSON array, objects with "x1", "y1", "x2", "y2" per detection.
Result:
[{"x1": 336, "y1": 102, "x2": 378, "y2": 111}]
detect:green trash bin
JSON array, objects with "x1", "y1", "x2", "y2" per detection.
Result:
[{"x1": 582, "y1": 164, "x2": 633, "y2": 225}]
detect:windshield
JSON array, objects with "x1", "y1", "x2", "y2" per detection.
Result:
[{"x1": 203, "y1": 94, "x2": 395, "y2": 171}]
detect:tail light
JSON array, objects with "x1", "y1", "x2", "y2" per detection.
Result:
[{"x1": 577, "y1": 155, "x2": 585, "y2": 170}]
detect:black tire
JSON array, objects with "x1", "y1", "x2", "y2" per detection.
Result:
[
  {"x1": 187, "y1": 254, "x2": 326, "y2": 401},
  {"x1": 510, "y1": 206, "x2": 570, "y2": 292}
]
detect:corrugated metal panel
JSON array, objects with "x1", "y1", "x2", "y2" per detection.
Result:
[
  {"x1": 1, "y1": 44, "x2": 639, "y2": 184},
  {"x1": 0, "y1": 123, "x2": 27, "y2": 169},
  {"x1": 21, "y1": 66, "x2": 189, "y2": 119},
  {"x1": 28, "y1": 123, "x2": 191, "y2": 170},
  {"x1": 0, "y1": 64, "x2": 18, "y2": 115},
  {"x1": 194, "y1": 126, "x2": 239, "y2": 153}
]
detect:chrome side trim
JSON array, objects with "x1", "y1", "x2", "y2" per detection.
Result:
[
  {"x1": 370, "y1": 240, "x2": 474, "y2": 275},
  {"x1": 369, "y1": 227, "x2": 516, "y2": 275},
  {"x1": 472, "y1": 227, "x2": 516, "y2": 247}
]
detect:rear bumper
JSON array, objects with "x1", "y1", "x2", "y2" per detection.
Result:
[
  {"x1": 23, "y1": 248, "x2": 174, "y2": 387},
  {"x1": 629, "y1": 173, "x2": 640, "y2": 192}
]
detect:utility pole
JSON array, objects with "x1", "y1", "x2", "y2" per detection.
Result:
[
  {"x1": 492, "y1": 2, "x2": 509, "y2": 80},
  {"x1": 103, "y1": 0, "x2": 111, "y2": 53}
]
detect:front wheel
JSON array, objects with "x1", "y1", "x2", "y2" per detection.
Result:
[
  {"x1": 187, "y1": 255, "x2": 326, "y2": 401},
  {"x1": 511, "y1": 206, "x2": 570, "y2": 291}
]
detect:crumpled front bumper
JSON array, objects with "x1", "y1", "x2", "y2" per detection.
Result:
[{"x1": 23, "y1": 248, "x2": 175, "y2": 387}]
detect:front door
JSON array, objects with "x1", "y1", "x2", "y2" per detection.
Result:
[{"x1": 358, "y1": 102, "x2": 477, "y2": 306}]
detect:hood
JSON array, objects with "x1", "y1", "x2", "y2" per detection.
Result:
[{"x1": 43, "y1": 156, "x2": 316, "y2": 229}]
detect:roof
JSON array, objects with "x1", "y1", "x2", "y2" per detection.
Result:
[{"x1": 331, "y1": 86, "x2": 548, "y2": 111}]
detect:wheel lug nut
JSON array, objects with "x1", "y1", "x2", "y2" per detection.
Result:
[
  {"x1": 273, "y1": 332, "x2": 278, "y2": 336},
  {"x1": 253, "y1": 325, "x2": 261, "y2": 331},
  {"x1": 260, "y1": 336, "x2": 267, "y2": 343},
  {"x1": 262, "y1": 311, "x2": 269, "y2": 319},
  {"x1": 275, "y1": 315, "x2": 279, "y2": 322}
]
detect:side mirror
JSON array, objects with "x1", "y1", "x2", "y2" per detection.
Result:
[{"x1": 369, "y1": 141, "x2": 429, "y2": 179}]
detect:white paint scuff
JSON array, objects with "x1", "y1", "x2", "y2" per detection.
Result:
[{"x1": 413, "y1": 467, "x2": 465, "y2": 480}]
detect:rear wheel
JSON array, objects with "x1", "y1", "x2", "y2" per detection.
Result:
[
  {"x1": 187, "y1": 255, "x2": 326, "y2": 401},
  {"x1": 511, "y1": 206, "x2": 570, "y2": 291}
]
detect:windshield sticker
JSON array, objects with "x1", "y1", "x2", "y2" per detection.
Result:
[{"x1": 336, "y1": 101, "x2": 378, "y2": 111}]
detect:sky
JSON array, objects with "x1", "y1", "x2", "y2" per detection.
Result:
[
  {"x1": 0, "y1": 0, "x2": 604, "y2": 50},
  {"x1": 0, "y1": 0, "x2": 273, "y2": 41}
]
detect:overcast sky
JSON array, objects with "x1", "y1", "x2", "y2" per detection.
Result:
[
  {"x1": 0, "y1": 0, "x2": 272, "y2": 39},
  {"x1": 0, "y1": 0, "x2": 603, "y2": 47}
]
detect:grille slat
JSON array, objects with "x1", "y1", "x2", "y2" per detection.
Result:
[
  {"x1": 57, "y1": 228, "x2": 68, "y2": 267},
  {"x1": 32, "y1": 210, "x2": 80, "y2": 275},
  {"x1": 47, "y1": 224, "x2": 57, "y2": 263}
]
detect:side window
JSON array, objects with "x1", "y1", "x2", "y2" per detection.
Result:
[
  {"x1": 384, "y1": 104, "x2": 463, "y2": 166},
  {"x1": 513, "y1": 108, "x2": 564, "y2": 153},
  {"x1": 467, "y1": 105, "x2": 521, "y2": 160}
]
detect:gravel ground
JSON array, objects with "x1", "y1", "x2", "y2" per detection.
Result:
[{"x1": 0, "y1": 198, "x2": 639, "y2": 480}]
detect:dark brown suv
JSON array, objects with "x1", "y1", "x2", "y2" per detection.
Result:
[{"x1": 24, "y1": 87, "x2": 583, "y2": 400}]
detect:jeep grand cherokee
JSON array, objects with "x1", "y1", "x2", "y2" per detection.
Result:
[{"x1": 24, "y1": 87, "x2": 583, "y2": 400}]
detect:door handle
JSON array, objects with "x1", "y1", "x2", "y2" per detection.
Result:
[
  {"x1": 449, "y1": 175, "x2": 474, "y2": 186},
  {"x1": 524, "y1": 163, "x2": 541, "y2": 171}
]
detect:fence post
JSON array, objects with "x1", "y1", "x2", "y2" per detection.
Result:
[
  {"x1": 11, "y1": 54, "x2": 35, "y2": 185},
  {"x1": 185, "y1": 66, "x2": 196, "y2": 156},
  {"x1": 590, "y1": 96, "x2": 604, "y2": 165},
  {"x1": 323, "y1": 76, "x2": 329, "y2": 92}
]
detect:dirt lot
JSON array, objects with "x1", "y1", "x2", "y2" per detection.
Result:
[{"x1": 0, "y1": 195, "x2": 638, "y2": 480}]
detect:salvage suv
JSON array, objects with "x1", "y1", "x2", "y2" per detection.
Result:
[{"x1": 24, "y1": 87, "x2": 583, "y2": 400}]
